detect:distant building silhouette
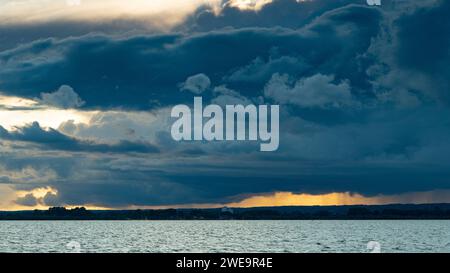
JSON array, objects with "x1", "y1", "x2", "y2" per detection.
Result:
[{"x1": 221, "y1": 207, "x2": 234, "y2": 214}]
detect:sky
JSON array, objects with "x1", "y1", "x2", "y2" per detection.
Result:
[{"x1": 1, "y1": 0, "x2": 450, "y2": 210}]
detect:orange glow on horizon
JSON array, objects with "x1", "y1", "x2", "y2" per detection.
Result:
[
  {"x1": 225, "y1": 191, "x2": 450, "y2": 208},
  {"x1": 227, "y1": 192, "x2": 377, "y2": 207},
  {"x1": 3, "y1": 187, "x2": 450, "y2": 211},
  {"x1": 123, "y1": 190, "x2": 450, "y2": 210}
]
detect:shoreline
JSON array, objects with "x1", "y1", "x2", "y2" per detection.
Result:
[{"x1": 2, "y1": 203, "x2": 450, "y2": 220}]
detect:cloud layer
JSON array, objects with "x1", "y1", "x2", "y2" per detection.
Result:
[{"x1": 1, "y1": 0, "x2": 450, "y2": 209}]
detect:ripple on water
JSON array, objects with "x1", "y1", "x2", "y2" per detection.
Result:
[{"x1": 0, "y1": 220, "x2": 449, "y2": 253}]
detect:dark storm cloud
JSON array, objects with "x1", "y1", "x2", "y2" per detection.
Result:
[
  {"x1": 1, "y1": 0, "x2": 441, "y2": 111},
  {"x1": 0, "y1": 122, "x2": 159, "y2": 154},
  {"x1": 391, "y1": 0, "x2": 450, "y2": 104},
  {"x1": 394, "y1": 1, "x2": 450, "y2": 73},
  {"x1": 0, "y1": 4, "x2": 383, "y2": 109},
  {"x1": 0, "y1": 0, "x2": 361, "y2": 52},
  {"x1": 0, "y1": 18, "x2": 163, "y2": 52},
  {"x1": 1, "y1": 0, "x2": 450, "y2": 208},
  {"x1": 2, "y1": 107, "x2": 450, "y2": 208},
  {"x1": 182, "y1": 0, "x2": 360, "y2": 31},
  {"x1": 16, "y1": 148, "x2": 450, "y2": 207},
  {"x1": 41, "y1": 179, "x2": 197, "y2": 207}
]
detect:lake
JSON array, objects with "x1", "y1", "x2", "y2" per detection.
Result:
[{"x1": 0, "y1": 220, "x2": 449, "y2": 253}]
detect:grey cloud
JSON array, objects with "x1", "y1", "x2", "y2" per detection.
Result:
[
  {"x1": 39, "y1": 85, "x2": 85, "y2": 109},
  {"x1": 0, "y1": 164, "x2": 58, "y2": 184},
  {"x1": 14, "y1": 190, "x2": 60, "y2": 207},
  {"x1": 264, "y1": 73, "x2": 354, "y2": 108},
  {"x1": 15, "y1": 193, "x2": 38, "y2": 207},
  {"x1": 0, "y1": 122, "x2": 159, "y2": 154},
  {"x1": 0, "y1": 4, "x2": 383, "y2": 109},
  {"x1": 211, "y1": 85, "x2": 253, "y2": 106},
  {"x1": 2, "y1": 104, "x2": 450, "y2": 208},
  {"x1": 42, "y1": 192, "x2": 61, "y2": 207},
  {"x1": 225, "y1": 55, "x2": 309, "y2": 85},
  {"x1": 365, "y1": 0, "x2": 450, "y2": 105},
  {"x1": 0, "y1": 18, "x2": 168, "y2": 52},
  {"x1": 182, "y1": 0, "x2": 359, "y2": 31},
  {"x1": 179, "y1": 73, "x2": 211, "y2": 94}
]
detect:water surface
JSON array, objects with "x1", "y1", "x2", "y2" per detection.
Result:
[{"x1": 0, "y1": 220, "x2": 449, "y2": 253}]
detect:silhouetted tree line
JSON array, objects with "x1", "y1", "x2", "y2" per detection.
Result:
[{"x1": 2, "y1": 205, "x2": 450, "y2": 220}]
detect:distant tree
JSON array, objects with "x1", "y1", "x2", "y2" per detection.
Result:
[{"x1": 347, "y1": 207, "x2": 372, "y2": 218}]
